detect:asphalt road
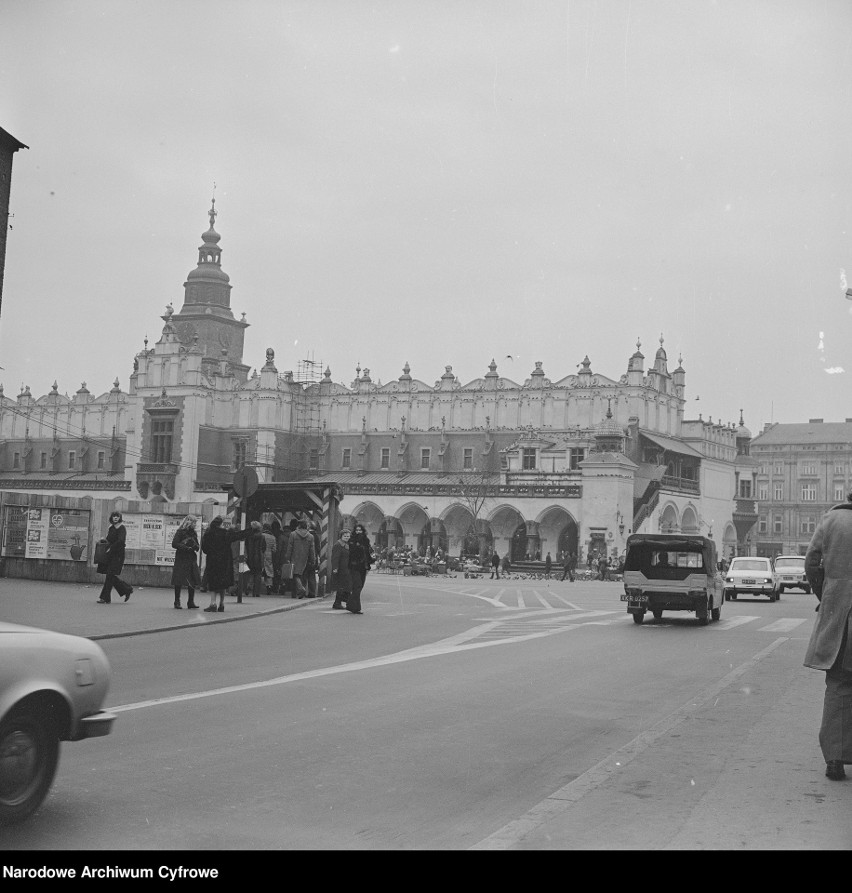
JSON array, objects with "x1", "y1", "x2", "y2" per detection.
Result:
[{"x1": 1, "y1": 575, "x2": 843, "y2": 851}]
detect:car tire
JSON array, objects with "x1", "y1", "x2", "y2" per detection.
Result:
[
  {"x1": 0, "y1": 709, "x2": 60, "y2": 825},
  {"x1": 803, "y1": 586, "x2": 811, "y2": 594},
  {"x1": 777, "y1": 586, "x2": 784, "y2": 595},
  {"x1": 727, "y1": 592, "x2": 737, "y2": 601},
  {"x1": 698, "y1": 601, "x2": 711, "y2": 626}
]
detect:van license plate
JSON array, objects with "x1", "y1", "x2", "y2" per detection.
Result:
[
  {"x1": 742, "y1": 578, "x2": 755, "y2": 584},
  {"x1": 621, "y1": 594, "x2": 648, "y2": 603}
]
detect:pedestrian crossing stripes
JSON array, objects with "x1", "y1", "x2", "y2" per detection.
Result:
[{"x1": 756, "y1": 618, "x2": 806, "y2": 632}]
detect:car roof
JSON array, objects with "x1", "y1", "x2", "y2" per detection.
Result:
[
  {"x1": 775, "y1": 555, "x2": 805, "y2": 560},
  {"x1": 731, "y1": 556, "x2": 771, "y2": 562}
]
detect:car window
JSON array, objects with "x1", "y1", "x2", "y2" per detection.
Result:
[
  {"x1": 730, "y1": 559, "x2": 770, "y2": 572},
  {"x1": 775, "y1": 558, "x2": 804, "y2": 569}
]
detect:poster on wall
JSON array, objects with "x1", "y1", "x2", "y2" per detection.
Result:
[
  {"x1": 1, "y1": 507, "x2": 92, "y2": 561},
  {"x1": 123, "y1": 514, "x2": 186, "y2": 566}
]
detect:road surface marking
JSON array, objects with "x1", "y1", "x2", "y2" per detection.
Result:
[
  {"x1": 712, "y1": 615, "x2": 759, "y2": 630},
  {"x1": 516, "y1": 593, "x2": 526, "y2": 609},
  {"x1": 469, "y1": 637, "x2": 791, "y2": 850},
  {"x1": 758, "y1": 618, "x2": 806, "y2": 632},
  {"x1": 532, "y1": 591, "x2": 556, "y2": 609},
  {"x1": 109, "y1": 613, "x2": 618, "y2": 715},
  {"x1": 550, "y1": 593, "x2": 582, "y2": 609}
]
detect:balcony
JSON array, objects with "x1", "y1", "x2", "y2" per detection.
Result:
[{"x1": 660, "y1": 475, "x2": 700, "y2": 494}]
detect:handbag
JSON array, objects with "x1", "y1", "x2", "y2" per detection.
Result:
[
  {"x1": 93, "y1": 540, "x2": 109, "y2": 565},
  {"x1": 280, "y1": 562, "x2": 294, "y2": 580}
]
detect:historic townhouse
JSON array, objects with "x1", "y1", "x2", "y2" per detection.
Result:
[{"x1": 749, "y1": 419, "x2": 852, "y2": 557}]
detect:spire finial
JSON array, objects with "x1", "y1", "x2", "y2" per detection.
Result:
[
  {"x1": 209, "y1": 185, "x2": 217, "y2": 229},
  {"x1": 659, "y1": 333, "x2": 664, "y2": 347},
  {"x1": 606, "y1": 397, "x2": 613, "y2": 419},
  {"x1": 739, "y1": 408, "x2": 744, "y2": 425},
  {"x1": 636, "y1": 337, "x2": 641, "y2": 351}
]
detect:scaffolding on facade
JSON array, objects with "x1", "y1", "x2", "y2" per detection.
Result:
[{"x1": 285, "y1": 356, "x2": 323, "y2": 479}]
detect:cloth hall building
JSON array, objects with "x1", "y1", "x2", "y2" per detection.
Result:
[{"x1": 0, "y1": 202, "x2": 753, "y2": 564}]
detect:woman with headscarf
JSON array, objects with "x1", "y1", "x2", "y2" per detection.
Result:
[
  {"x1": 201, "y1": 516, "x2": 248, "y2": 612},
  {"x1": 171, "y1": 515, "x2": 201, "y2": 609},
  {"x1": 96, "y1": 510, "x2": 133, "y2": 604}
]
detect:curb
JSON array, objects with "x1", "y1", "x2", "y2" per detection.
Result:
[{"x1": 89, "y1": 595, "x2": 325, "y2": 641}]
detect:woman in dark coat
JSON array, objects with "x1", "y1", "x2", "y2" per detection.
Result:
[
  {"x1": 201, "y1": 516, "x2": 248, "y2": 613},
  {"x1": 171, "y1": 515, "x2": 200, "y2": 609},
  {"x1": 96, "y1": 511, "x2": 133, "y2": 604},
  {"x1": 329, "y1": 528, "x2": 352, "y2": 610},
  {"x1": 347, "y1": 529, "x2": 370, "y2": 614}
]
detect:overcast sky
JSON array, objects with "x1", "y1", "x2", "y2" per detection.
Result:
[{"x1": 2, "y1": 0, "x2": 851, "y2": 434}]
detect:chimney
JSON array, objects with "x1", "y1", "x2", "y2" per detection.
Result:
[{"x1": 808, "y1": 418, "x2": 823, "y2": 424}]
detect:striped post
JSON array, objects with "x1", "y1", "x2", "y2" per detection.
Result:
[{"x1": 317, "y1": 487, "x2": 331, "y2": 595}]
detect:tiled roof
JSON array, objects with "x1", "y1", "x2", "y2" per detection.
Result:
[{"x1": 751, "y1": 422, "x2": 852, "y2": 446}]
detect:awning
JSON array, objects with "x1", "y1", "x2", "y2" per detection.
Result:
[{"x1": 639, "y1": 431, "x2": 703, "y2": 459}]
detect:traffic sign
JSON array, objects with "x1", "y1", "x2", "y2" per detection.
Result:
[{"x1": 232, "y1": 466, "x2": 259, "y2": 498}]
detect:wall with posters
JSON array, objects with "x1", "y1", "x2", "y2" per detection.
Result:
[{"x1": 0, "y1": 491, "x2": 224, "y2": 585}]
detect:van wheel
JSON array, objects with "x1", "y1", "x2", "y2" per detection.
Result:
[
  {"x1": 632, "y1": 611, "x2": 645, "y2": 625},
  {"x1": 0, "y1": 710, "x2": 60, "y2": 825},
  {"x1": 697, "y1": 602, "x2": 711, "y2": 625},
  {"x1": 711, "y1": 604, "x2": 721, "y2": 621},
  {"x1": 777, "y1": 586, "x2": 784, "y2": 595},
  {"x1": 652, "y1": 609, "x2": 663, "y2": 621},
  {"x1": 803, "y1": 585, "x2": 811, "y2": 594}
]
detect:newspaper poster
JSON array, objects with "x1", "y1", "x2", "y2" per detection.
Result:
[{"x1": 1, "y1": 506, "x2": 92, "y2": 561}]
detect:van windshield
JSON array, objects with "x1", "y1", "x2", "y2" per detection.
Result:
[{"x1": 775, "y1": 557, "x2": 804, "y2": 569}]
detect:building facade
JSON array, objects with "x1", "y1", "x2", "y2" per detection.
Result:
[
  {"x1": 0, "y1": 200, "x2": 751, "y2": 564},
  {"x1": 749, "y1": 419, "x2": 852, "y2": 557}
]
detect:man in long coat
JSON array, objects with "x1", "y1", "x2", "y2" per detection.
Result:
[
  {"x1": 804, "y1": 490, "x2": 852, "y2": 780},
  {"x1": 286, "y1": 518, "x2": 316, "y2": 599}
]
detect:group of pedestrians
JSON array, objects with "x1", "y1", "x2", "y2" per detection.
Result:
[{"x1": 94, "y1": 511, "x2": 375, "y2": 616}]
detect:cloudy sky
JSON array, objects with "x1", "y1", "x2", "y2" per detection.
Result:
[{"x1": 2, "y1": 0, "x2": 851, "y2": 433}]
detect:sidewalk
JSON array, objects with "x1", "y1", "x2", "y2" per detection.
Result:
[{"x1": 0, "y1": 577, "x2": 317, "y2": 640}]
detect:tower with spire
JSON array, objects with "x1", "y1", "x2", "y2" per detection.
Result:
[{"x1": 170, "y1": 196, "x2": 250, "y2": 381}]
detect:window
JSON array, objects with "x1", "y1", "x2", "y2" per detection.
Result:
[
  {"x1": 463, "y1": 448, "x2": 473, "y2": 470},
  {"x1": 232, "y1": 440, "x2": 247, "y2": 471},
  {"x1": 774, "y1": 483, "x2": 783, "y2": 501},
  {"x1": 774, "y1": 515, "x2": 783, "y2": 534},
  {"x1": 421, "y1": 448, "x2": 431, "y2": 470},
  {"x1": 68, "y1": 451, "x2": 76, "y2": 470},
  {"x1": 801, "y1": 463, "x2": 817, "y2": 475},
  {"x1": 801, "y1": 483, "x2": 817, "y2": 501},
  {"x1": 569, "y1": 448, "x2": 585, "y2": 470},
  {"x1": 774, "y1": 463, "x2": 783, "y2": 474},
  {"x1": 835, "y1": 484, "x2": 846, "y2": 502},
  {"x1": 758, "y1": 484, "x2": 768, "y2": 501},
  {"x1": 342, "y1": 448, "x2": 351, "y2": 469},
  {"x1": 12, "y1": 452, "x2": 19, "y2": 469},
  {"x1": 40, "y1": 452, "x2": 47, "y2": 470},
  {"x1": 800, "y1": 516, "x2": 816, "y2": 535},
  {"x1": 522, "y1": 448, "x2": 537, "y2": 470},
  {"x1": 739, "y1": 480, "x2": 752, "y2": 498},
  {"x1": 380, "y1": 448, "x2": 390, "y2": 470},
  {"x1": 97, "y1": 451, "x2": 105, "y2": 470},
  {"x1": 309, "y1": 449, "x2": 319, "y2": 470},
  {"x1": 835, "y1": 464, "x2": 845, "y2": 475},
  {"x1": 758, "y1": 516, "x2": 767, "y2": 533},
  {"x1": 150, "y1": 417, "x2": 174, "y2": 464}
]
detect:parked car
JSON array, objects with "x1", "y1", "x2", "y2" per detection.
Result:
[
  {"x1": 621, "y1": 533, "x2": 724, "y2": 625},
  {"x1": 0, "y1": 622, "x2": 116, "y2": 824},
  {"x1": 723, "y1": 557, "x2": 778, "y2": 601},
  {"x1": 774, "y1": 555, "x2": 810, "y2": 595}
]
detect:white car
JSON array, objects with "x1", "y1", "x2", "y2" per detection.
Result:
[
  {"x1": 724, "y1": 557, "x2": 779, "y2": 601},
  {"x1": 774, "y1": 555, "x2": 811, "y2": 595},
  {"x1": 0, "y1": 622, "x2": 116, "y2": 824}
]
